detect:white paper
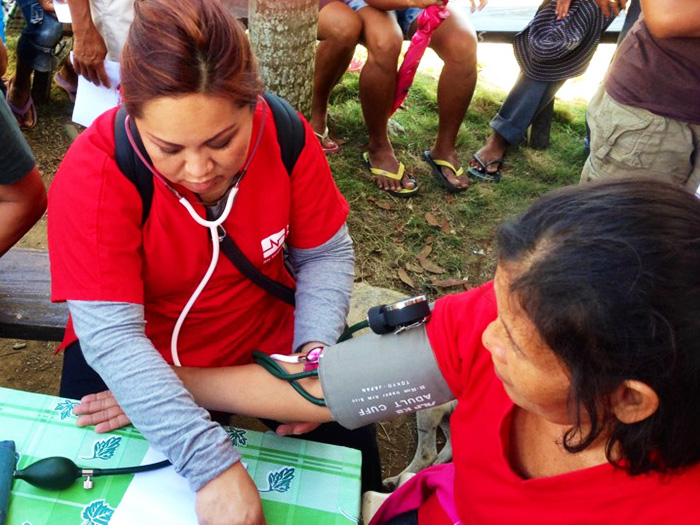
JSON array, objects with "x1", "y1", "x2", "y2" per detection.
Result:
[
  {"x1": 71, "y1": 55, "x2": 122, "y2": 128},
  {"x1": 53, "y1": 1, "x2": 72, "y2": 23},
  {"x1": 110, "y1": 448, "x2": 198, "y2": 525}
]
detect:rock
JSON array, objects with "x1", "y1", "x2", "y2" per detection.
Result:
[{"x1": 348, "y1": 282, "x2": 407, "y2": 328}]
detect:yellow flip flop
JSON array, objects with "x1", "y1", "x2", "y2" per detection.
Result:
[
  {"x1": 422, "y1": 151, "x2": 469, "y2": 193},
  {"x1": 363, "y1": 152, "x2": 419, "y2": 198}
]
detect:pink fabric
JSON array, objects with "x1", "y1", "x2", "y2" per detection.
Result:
[
  {"x1": 392, "y1": 4, "x2": 450, "y2": 115},
  {"x1": 368, "y1": 463, "x2": 459, "y2": 525}
]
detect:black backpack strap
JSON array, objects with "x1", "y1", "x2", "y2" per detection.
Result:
[
  {"x1": 263, "y1": 91, "x2": 305, "y2": 176},
  {"x1": 114, "y1": 106, "x2": 154, "y2": 226},
  {"x1": 210, "y1": 213, "x2": 296, "y2": 307}
]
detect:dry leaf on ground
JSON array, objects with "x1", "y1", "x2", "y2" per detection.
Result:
[
  {"x1": 397, "y1": 268, "x2": 416, "y2": 288},
  {"x1": 405, "y1": 262, "x2": 424, "y2": 274},
  {"x1": 425, "y1": 212, "x2": 440, "y2": 227},
  {"x1": 418, "y1": 256, "x2": 446, "y2": 274}
]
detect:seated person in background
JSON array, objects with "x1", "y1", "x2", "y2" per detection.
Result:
[
  {"x1": 0, "y1": 96, "x2": 47, "y2": 256},
  {"x1": 581, "y1": 0, "x2": 700, "y2": 192},
  {"x1": 311, "y1": 0, "x2": 362, "y2": 153},
  {"x1": 468, "y1": 0, "x2": 617, "y2": 183},
  {"x1": 344, "y1": 0, "x2": 479, "y2": 196},
  {"x1": 7, "y1": 0, "x2": 67, "y2": 129},
  {"x1": 77, "y1": 178, "x2": 700, "y2": 524}
]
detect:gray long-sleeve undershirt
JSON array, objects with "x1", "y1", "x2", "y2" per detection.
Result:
[{"x1": 68, "y1": 224, "x2": 354, "y2": 491}]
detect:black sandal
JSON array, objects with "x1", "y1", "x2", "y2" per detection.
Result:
[{"x1": 468, "y1": 153, "x2": 503, "y2": 183}]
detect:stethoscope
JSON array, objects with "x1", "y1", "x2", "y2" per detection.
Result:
[{"x1": 124, "y1": 98, "x2": 268, "y2": 366}]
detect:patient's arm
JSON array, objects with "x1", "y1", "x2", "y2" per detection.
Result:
[{"x1": 75, "y1": 360, "x2": 331, "y2": 430}]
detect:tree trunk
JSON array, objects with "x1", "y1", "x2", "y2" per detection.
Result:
[{"x1": 248, "y1": 0, "x2": 317, "y2": 117}]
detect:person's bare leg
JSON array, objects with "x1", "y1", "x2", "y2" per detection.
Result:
[
  {"x1": 357, "y1": 7, "x2": 414, "y2": 192},
  {"x1": 426, "y1": 6, "x2": 477, "y2": 189},
  {"x1": 0, "y1": 44, "x2": 7, "y2": 79},
  {"x1": 57, "y1": 59, "x2": 79, "y2": 91},
  {"x1": 7, "y1": 60, "x2": 35, "y2": 128},
  {"x1": 311, "y1": 1, "x2": 362, "y2": 148}
]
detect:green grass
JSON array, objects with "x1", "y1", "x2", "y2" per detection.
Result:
[{"x1": 326, "y1": 71, "x2": 589, "y2": 297}]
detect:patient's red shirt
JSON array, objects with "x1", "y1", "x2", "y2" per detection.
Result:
[{"x1": 421, "y1": 282, "x2": 700, "y2": 524}]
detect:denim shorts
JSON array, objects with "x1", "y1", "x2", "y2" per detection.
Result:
[
  {"x1": 344, "y1": 0, "x2": 421, "y2": 38},
  {"x1": 16, "y1": 0, "x2": 64, "y2": 72}
]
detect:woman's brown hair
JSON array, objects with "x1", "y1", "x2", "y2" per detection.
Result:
[{"x1": 120, "y1": 0, "x2": 262, "y2": 117}]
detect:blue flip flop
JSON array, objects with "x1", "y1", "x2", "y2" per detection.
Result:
[{"x1": 468, "y1": 153, "x2": 503, "y2": 183}]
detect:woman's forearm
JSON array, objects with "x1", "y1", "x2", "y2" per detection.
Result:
[{"x1": 175, "y1": 364, "x2": 333, "y2": 423}]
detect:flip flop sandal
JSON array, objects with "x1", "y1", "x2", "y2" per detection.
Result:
[
  {"x1": 467, "y1": 153, "x2": 503, "y2": 183},
  {"x1": 6, "y1": 79, "x2": 37, "y2": 130},
  {"x1": 54, "y1": 71, "x2": 77, "y2": 103},
  {"x1": 422, "y1": 151, "x2": 469, "y2": 194},
  {"x1": 315, "y1": 127, "x2": 340, "y2": 154},
  {"x1": 363, "y1": 152, "x2": 419, "y2": 198}
]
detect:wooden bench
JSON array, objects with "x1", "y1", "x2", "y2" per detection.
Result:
[
  {"x1": 0, "y1": 248, "x2": 66, "y2": 342},
  {"x1": 467, "y1": 2, "x2": 626, "y2": 149}
]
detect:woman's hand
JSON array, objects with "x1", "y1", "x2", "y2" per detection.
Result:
[
  {"x1": 38, "y1": 0, "x2": 55, "y2": 13},
  {"x1": 470, "y1": 0, "x2": 488, "y2": 13},
  {"x1": 556, "y1": 0, "x2": 572, "y2": 19},
  {"x1": 74, "y1": 390, "x2": 131, "y2": 432},
  {"x1": 595, "y1": 0, "x2": 626, "y2": 17},
  {"x1": 196, "y1": 462, "x2": 265, "y2": 525},
  {"x1": 72, "y1": 21, "x2": 111, "y2": 87},
  {"x1": 274, "y1": 421, "x2": 321, "y2": 436}
]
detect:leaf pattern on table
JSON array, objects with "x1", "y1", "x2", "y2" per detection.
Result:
[
  {"x1": 81, "y1": 499, "x2": 114, "y2": 525},
  {"x1": 54, "y1": 399, "x2": 79, "y2": 420},
  {"x1": 260, "y1": 466, "x2": 295, "y2": 493},
  {"x1": 227, "y1": 428, "x2": 248, "y2": 447},
  {"x1": 81, "y1": 436, "x2": 122, "y2": 460}
]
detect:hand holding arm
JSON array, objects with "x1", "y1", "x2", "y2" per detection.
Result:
[{"x1": 67, "y1": 0, "x2": 111, "y2": 86}]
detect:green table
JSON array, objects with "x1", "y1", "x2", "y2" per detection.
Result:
[{"x1": 0, "y1": 387, "x2": 361, "y2": 524}]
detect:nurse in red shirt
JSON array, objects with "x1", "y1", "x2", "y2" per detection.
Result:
[{"x1": 48, "y1": 0, "x2": 381, "y2": 522}]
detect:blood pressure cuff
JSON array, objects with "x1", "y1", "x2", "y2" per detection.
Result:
[{"x1": 318, "y1": 325, "x2": 454, "y2": 430}]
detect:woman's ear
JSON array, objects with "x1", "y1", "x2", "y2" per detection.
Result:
[{"x1": 611, "y1": 380, "x2": 659, "y2": 424}]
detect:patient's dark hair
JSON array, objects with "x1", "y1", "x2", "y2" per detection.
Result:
[{"x1": 498, "y1": 178, "x2": 700, "y2": 475}]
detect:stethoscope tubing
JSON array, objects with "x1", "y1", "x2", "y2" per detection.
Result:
[{"x1": 122, "y1": 96, "x2": 268, "y2": 366}]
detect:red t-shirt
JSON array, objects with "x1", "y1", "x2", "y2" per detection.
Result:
[
  {"x1": 48, "y1": 100, "x2": 349, "y2": 367},
  {"x1": 424, "y1": 282, "x2": 700, "y2": 524}
]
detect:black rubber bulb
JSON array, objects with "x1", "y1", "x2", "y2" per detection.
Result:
[{"x1": 14, "y1": 457, "x2": 81, "y2": 490}]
